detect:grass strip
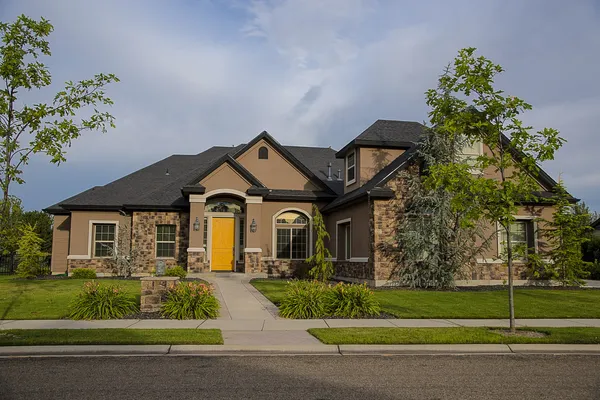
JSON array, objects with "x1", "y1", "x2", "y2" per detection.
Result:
[
  {"x1": 308, "y1": 327, "x2": 600, "y2": 345},
  {"x1": 0, "y1": 329, "x2": 223, "y2": 346},
  {"x1": 251, "y1": 279, "x2": 600, "y2": 318}
]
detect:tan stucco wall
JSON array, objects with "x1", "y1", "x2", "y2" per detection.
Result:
[
  {"x1": 360, "y1": 148, "x2": 405, "y2": 183},
  {"x1": 51, "y1": 215, "x2": 70, "y2": 273},
  {"x1": 200, "y1": 163, "x2": 251, "y2": 193},
  {"x1": 69, "y1": 211, "x2": 130, "y2": 256},
  {"x1": 237, "y1": 139, "x2": 319, "y2": 190},
  {"x1": 324, "y1": 200, "x2": 370, "y2": 259},
  {"x1": 259, "y1": 201, "x2": 315, "y2": 257}
]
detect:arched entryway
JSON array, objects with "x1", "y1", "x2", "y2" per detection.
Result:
[{"x1": 204, "y1": 197, "x2": 245, "y2": 271}]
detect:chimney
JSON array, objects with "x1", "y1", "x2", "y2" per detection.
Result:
[
  {"x1": 327, "y1": 162, "x2": 332, "y2": 181},
  {"x1": 337, "y1": 169, "x2": 343, "y2": 181}
]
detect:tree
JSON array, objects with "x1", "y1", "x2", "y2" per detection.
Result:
[
  {"x1": 544, "y1": 180, "x2": 590, "y2": 286},
  {"x1": 384, "y1": 128, "x2": 491, "y2": 288},
  {"x1": 20, "y1": 210, "x2": 53, "y2": 253},
  {"x1": 15, "y1": 223, "x2": 48, "y2": 278},
  {"x1": 572, "y1": 201, "x2": 599, "y2": 233},
  {"x1": 0, "y1": 15, "x2": 119, "y2": 220},
  {"x1": 306, "y1": 205, "x2": 334, "y2": 282},
  {"x1": 425, "y1": 48, "x2": 564, "y2": 332},
  {"x1": 104, "y1": 217, "x2": 141, "y2": 278},
  {"x1": 0, "y1": 195, "x2": 22, "y2": 254}
]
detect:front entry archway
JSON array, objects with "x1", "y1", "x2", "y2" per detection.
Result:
[{"x1": 204, "y1": 197, "x2": 245, "y2": 272}]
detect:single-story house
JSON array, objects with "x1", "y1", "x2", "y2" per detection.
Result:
[{"x1": 44, "y1": 120, "x2": 560, "y2": 286}]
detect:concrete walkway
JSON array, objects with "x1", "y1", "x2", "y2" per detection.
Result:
[{"x1": 202, "y1": 273, "x2": 278, "y2": 320}]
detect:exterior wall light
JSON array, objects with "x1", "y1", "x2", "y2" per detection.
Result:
[
  {"x1": 193, "y1": 217, "x2": 200, "y2": 231},
  {"x1": 250, "y1": 218, "x2": 257, "y2": 233}
]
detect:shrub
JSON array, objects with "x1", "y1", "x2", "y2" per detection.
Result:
[
  {"x1": 326, "y1": 283, "x2": 381, "y2": 318},
  {"x1": 69, "y1": 281, "x2": 138, "y2": 320},
  {"x1": 15, "y1": 224, "x2": 49, "y2": 279},
  {"x1": 71, "y1": 268, "x2": 97, "y2": 279},
  {"x1": 161, "y1": 281, "x2": 219, "y2": 319},
  {"x1": 279, "y1": 280, "x2": 328, "y2": 319},
  {"x1": 164, "y1": 265, "x2": 187, "y2": 279}
]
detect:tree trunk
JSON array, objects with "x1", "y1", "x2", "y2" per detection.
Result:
[{"x1": 506, "y1": 223, "x2": 516, "y2": 333}]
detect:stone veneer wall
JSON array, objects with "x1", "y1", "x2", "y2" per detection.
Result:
[
  {"x1": 244, "y1": 251, "x2": 262, "y2": 273},
  {"x1": 67, "y1": 258, "x2": 114, "y2": 274},
  {"x1": 261, "y1": 259, "x2": 309, "y2": 278},
  {"x1": 187, "y1": 251, "x2": 209, "y2": 273},
  {"x1": 140, "y1": 277, "x2": 179, "y2": 313},
  {"x1": 332, "y1": 261, "x2": 373, "y2": 280},
  {"x1": 467, "y1": 263, "x2": 529, "y2": 280},
  {"x1": 132, "y1": 211, "x2": 190, "y2": 273}
]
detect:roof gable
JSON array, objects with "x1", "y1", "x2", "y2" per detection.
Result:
[{"x1": 234, "y1": 131, "x2": 333, "y2": 193}]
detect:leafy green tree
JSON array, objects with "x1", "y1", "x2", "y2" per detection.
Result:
[
  {"x1": 386, "y1": 128, "x2": 490, "y2": 288},
  {"x1": 425, "y1": 48, "x2": 564, "y2": 332},
  {"x1": 0, "y1": 195, "x2": 22, "y2": 254},
  {"x1": 16, "y1": 223, "x2": 48, "y2": 278},
  {"x1": 306, "y1": 205, "x2": 334, "y2": 282},
  {"x1": 20, "y1": 210, "x2": 53, "y2": 253},
  {"x1": 544, "y1": 181, "x2": 591, "y2": 286},
  {"x1": 0, "y1": 15, "x2": 119, "y2": 219}
]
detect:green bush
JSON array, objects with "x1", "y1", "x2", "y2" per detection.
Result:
[
  {"x1": 15, "y1": 224, "x2": 49, "y2": 279},
  {"x1": 164, "y1": 265, "x2": 187, "y2": 279},
  {"x1": 71, "y1": 268, "x2": 97, "y2": 279},
  {"x1": 161, "y1": 281, "x2": 219, "y2": 319},
  {"x1": 279, "y1": 280, "x2": 328, "y2": 319},
  {"x1": 326, "y1": 282, "x2": 381, "y2": 318},
  {"x1": 69, "y1": 281, "x2": 138, "y2": 320},
  {"x1": 584, "y1": 260, "x2": 600, "y2": 280}
]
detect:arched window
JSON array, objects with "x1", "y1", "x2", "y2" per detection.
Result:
[
  {"x1": 204, "y1": 198, "x2": 244, "y2": 214},
  {"x1": 275, "y1": 211, "x2": 308, "y2": 259},
  {"x1": 258, "y1": 146, "x2": 268, "y2": 160}
]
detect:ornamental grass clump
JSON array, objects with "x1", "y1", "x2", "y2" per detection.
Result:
[
  {"x1": 70, "y1": 268, "x2": 97, "y2": 279},
  {"x1": 161, "y1": 281, "x2": 219, "y2": 319},
  {"x1": 69, "y1": 281, "x2": 138, "y2": 320},
  {"x1": 326, "y1": 282, "x2": 380, "y2": 318},
  {"x1": 278, "y1": 280, "x2": 328, "y2": 319},
  {"x1": 164, "y1": 265, "x2": 187, "y2": 279}
]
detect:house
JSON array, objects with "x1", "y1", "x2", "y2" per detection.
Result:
[{"x1": 44, "y1": 119, "x2": 560, "y2": 286}]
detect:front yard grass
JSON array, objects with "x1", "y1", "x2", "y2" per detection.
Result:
[
  {"x1": 0, "y1": 276, "x2": 140, "y2": 320},
  {"x1": 0, "y1": 329, "x2": 223, "y2": 346},
  {"x1": 251, "y1": 279, "x2": 600, "y2": 318},
  {"x1": 308, "y1": 327, "x2": 600, "y2": 345}
]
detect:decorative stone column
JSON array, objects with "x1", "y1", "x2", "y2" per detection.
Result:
[
  {"x1": 244, "y1": 201, "x2": 263, "y2": 273},
  {"x1": 140, "y1": 276, "x2": 180, "y2": 313},
  {"x1": 187, "y1": 200, "x2": 208, "y2": 272},
  {"x1": 244, "y1": 249, "x2": 263, "y2": 273}
]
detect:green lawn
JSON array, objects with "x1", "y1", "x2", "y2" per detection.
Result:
[
  {"x1": 251, "y1": 279, "x2": 600, "y2": 318},
  {"x1": 0, "y1": 329, "x2": 223, "y2": 346},
  {"x1": 0, "y1": 276, "x2": 140, "y2": 320},
  {"x1": 308, "y1": 327, "x2": 600, "y2": 345}
]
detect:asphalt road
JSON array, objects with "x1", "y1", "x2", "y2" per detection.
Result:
[{"x1": 1, "y1": 355, "x2": 599, "y2": 399}]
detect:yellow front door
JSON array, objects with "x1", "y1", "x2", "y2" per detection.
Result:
[{"x1": 211, "y1": 217, "x2": 235, "y2": 271}]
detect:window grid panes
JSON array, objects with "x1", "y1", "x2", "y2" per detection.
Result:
[
  {"x1": 275, "y1": 211, "x2": 309, "y2": 260},
  {"x1": 239, "y1": 218, "x2": 245, "y2": 262},
  {"x1": 93, "y1": 224, "x2": 115, "y2": 257},
  {"x1": 276, "y1": 229, "x2": 291, "y2": 259},
  {"x1": 276, "y1": 212, "x2": 308, "y2": 224},
  {"x1": 203, "y1": 217, "x2": 208, "y2": 249},
  {"x1": 347, "y1": 152, "x2": 356, "y2": 182},
  {"x1": 156, "y1": 225, "x2": 176, "y2": 258},
  {"x1": 499, "y1": 221, "x2": 529, "y2": 257}
]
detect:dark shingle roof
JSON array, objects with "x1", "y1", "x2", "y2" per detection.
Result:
[
  {"x1": 44, "y1": 141, "x2": 341, "y2": 212},
  {"x1": 336, "y1": 120, "x2": 425, "y2": 158}
]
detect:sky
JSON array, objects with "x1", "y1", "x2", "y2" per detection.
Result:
[{"x1": 2, "y1": 0, "x2": 600, "y2": 212}]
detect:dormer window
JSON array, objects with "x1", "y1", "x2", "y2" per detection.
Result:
[
  {"x1": 258, "y1": 146, "x2": 269, "y2": 159},
  {"x1": 346, "y1": 151, "x2": 356, "y2": 185}
]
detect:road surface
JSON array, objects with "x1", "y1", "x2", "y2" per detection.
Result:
[{"x1": 1, "y1": 355, "x2": 599, "y2": 399}]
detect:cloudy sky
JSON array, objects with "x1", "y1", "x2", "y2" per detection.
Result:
[{"x1": 2, "y1": 0, "x2": 600, "y2": 212}]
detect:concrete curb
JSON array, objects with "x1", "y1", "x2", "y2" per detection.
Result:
[{"x1": 2, "y1": 344, "x2": 600, "y2": 357}]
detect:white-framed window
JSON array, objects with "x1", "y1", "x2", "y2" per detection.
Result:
[
  {"x1": 337, "y1": 221, "x2": 351, "y2": 260},
  {"x1": 498, "y1": 220, "x2": 536, "y2": 259},
  {"x1": 238, "y1": 217, "x2": 245, "y2": 262},
  {"x1": 458, "y1": 139, "x2": 483, "y2": 172},
  {"x1": 346, "y1": 151, "x2": 356, "y2": 185},
  {"x1": 93, "y1": 223, "x2": 116, "y2": 258},
  {"x1": 275, "y1": 211, "x2": 309, "y2": 259},
  {"x1": 156, "y1": 224, "x2": 176, "y2": 258}
]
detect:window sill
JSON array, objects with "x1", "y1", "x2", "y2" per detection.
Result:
[
  {"x1": 345, "y1": 179, "x2": 356, "y2": 187},
  {"x1": 156, "y1": 257, "x2": 176, "y2": 260}
]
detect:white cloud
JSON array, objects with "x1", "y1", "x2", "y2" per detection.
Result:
[{"x1": 2, "y1": 0, "x2": 600, "y2": 211}]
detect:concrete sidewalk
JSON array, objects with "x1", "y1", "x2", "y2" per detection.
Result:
[
  {"x1": 2, "y1": 343, "x2": 600, "y2": 357},
  {"x1": 2, "y1": 318, "x2": 600, "y2": 330}
]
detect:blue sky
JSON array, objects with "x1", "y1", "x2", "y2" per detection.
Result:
[{"x1": 2, "y1": 0, "x2": 600, "y2": 212}]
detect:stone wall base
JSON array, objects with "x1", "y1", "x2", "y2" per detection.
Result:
[
  {"x1": 187, "y1": 252, "x2": 209, "y2": 273},
  {"x1": 244, "y1": 251, "x2": 262, "y2": 274},
  {"x1": 67, "y1": 259, "x2": 114, "y2": 274},
  {"x1": 261, "y1": 259, "x2": 310, "y2": 278},
  {"x1": 140, "y1": 277, "x2": 179, "y2": 313},
  {"x1": 333, "y1": 261, "x2": 373, "y2": 280}
]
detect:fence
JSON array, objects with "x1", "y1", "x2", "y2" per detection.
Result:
[{"x1": 0, "y1": 254, "x2": 51, "y2": 275}]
